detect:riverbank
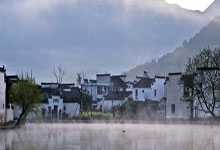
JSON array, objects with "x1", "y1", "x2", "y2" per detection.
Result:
[
  {"x1": 1, "y1": 119, "x2": 219, "y2": 130},
  {"x1": 25, "y1": 118, "x2": 220, "y2": 126}
]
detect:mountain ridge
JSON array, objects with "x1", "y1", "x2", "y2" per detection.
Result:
[{"x1": 124, "y1": 15, "x2": 220, "y2": 80}]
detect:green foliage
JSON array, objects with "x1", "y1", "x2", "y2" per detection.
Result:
[
  {"x1": 82, "y1": 92, "x2": 92, "y2": 111},
  {"x1": 81, "y1": 111, "x2": 113, "y2": 120},
  {"x1": 10, "y1": 75, "x2": 42, "y2": 126}
]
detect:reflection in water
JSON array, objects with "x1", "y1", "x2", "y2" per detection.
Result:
[{"x1": 0, "y1": 124, "x2": 220, "y2": 150}]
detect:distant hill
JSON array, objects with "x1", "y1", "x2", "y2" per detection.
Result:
[
  {"x1": 124, "y1": 15, "x2": 220, "y2": 80},
  {"x1": 205, "y1": 0, "x2": 220, "y2": 17}
]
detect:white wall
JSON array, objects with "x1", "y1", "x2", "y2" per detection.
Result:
[
  {"x1": 98, "y1": 99, "x2": 125, "y2": 112},
  {"x1": 97, "y1": 75, "x2": 110, "y2": 84},
  {"x1": 83, "y1": 84, "x2": 97, "y2": 101},
  {"x1": 165, "y1": 74, "x2": 191, "y2": 119},
  {"x1": 64, "y1": 103, "x2": 80, "y2": 117},
  {"x1": 132, "y1": 88, "x2": 152, "y2": 102},
  {"x1": 0, "y1": 72, "x2": 6, "y2": 123},
  {"x1": 151, "y1": 78, "x2": 165, "y2": 101}
]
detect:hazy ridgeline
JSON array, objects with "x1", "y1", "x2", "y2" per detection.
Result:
[
  {"x1": 0, "y1": 124, "x2": 220, "y2": 150},
  {"x1": 125, "y1": 15, "x2": 220, "y2": 81}
]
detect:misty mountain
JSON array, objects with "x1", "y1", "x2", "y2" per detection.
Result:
[
  {"x1": 205, "y1": 0, "x2": 220, "y2": 16},
  {"x1": 0, "y1": 0, "x2": 211, "y2": 82},
  {"x1": 124, "y1": 15, "x2": 220, "y2": 80}
]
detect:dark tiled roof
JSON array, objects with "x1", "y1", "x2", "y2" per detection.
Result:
[
  {"x1": 168, "y1": 72, "x2": 182, "y2": 76},
  {"x1": 110, "y1": 76, "x2": 127, "y2": 88},
  {"x1": 41, "y1": 82, "x2": 58, "y2": 85},
  {"x1": 83, "y1": 79, "x2": 89, "y2": 83},
  {"x1": 62, "y1": 87, "x2": 81, "y2": 103},
  {"x1": 155, "y1": 75, "x2": 165, "y2": 79},
  {"x1": 105, "y1": 91, "x2": 132, "y2": 100},
  {"x1": 112, "y1": 75, "x2": 126, "y2": 77},
  {"x1": 41, "y1": 87, "x2": 81, "y2": 103},
  {"x1": 90, "y1": 80, "x2": 97, "y2": 83},
  {"x1": 6, "y1": 75, "x2": 18, "y2": 84},
  {"x1": 133, "y1": 78, "x2": 155, "y2": 88},
  {"x1": 96, "y1": 74, "x2": 111, "y2": 76},
  {"x1": 0, "y1": 66, "x2": 6, "y2": 73},
  {"x1": 58, "y1": 83, "x2": 75, "y2": 89}
]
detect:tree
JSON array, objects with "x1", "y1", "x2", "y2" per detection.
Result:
[
  {"x1": 81, "y1": 92, "x2": 92, "y2": 111},
  {"x1": 76, "y1": 72, "x2": 83, "y2": 87},
  {"x1": 184, "y1": 48, "x2": 220, "y2": 118},
  {"x1": 53, "y1": 64, "x2": 65, "y2": 84},
  {"x1": 10, "y1": 75, "x2": 42, "y2": 126}
]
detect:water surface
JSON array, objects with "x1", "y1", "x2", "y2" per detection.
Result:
[{"x1": 0, "y1": 123, "x2": 219, "y2": 150}]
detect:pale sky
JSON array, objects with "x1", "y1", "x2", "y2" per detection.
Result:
[
  {"x1": 166, "y1": 0, "x2": 215, "y2": 12},
  {"x1": 0, "y1": 0, "x2": 213, "y2": 82}
]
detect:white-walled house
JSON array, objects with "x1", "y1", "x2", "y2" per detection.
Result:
[
  {"x1": 41, "y1": 83, "x2": 81, "y2": 119},
  {"x1": 151, "y1": 76, "x2": 166, "y2": 101},
  {"x1": 83, "y1": 74, "x2": 130, "y2": 110},
  {"x1": 165, "y1": 71, "x2": 220, "y2": 119},
  {"x1": 0, "y1": 67, "x2": 6, "y2": 123},
  {"x1": 132, "y1": 76, "x2": 165, "y2": 102},
  {"x1": 82, "y1": 74, "x2": 110, "y2": 102},
  {"x1": 42, "y1": 96, "x2": 80, "y2": 119},
  {"x1": 165, "y1": 73, "x2": 193, "y2": 119},
  {"x1": 97, "y1": 91, "x2": 132, "y2": 112},
  {"x1": 0, "y1": 67, "x2": 16, "y2": 123}
]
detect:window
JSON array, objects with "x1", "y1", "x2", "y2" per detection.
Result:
[
  {"x1": 135, "y1": 89, "x2": 138, "y2": 98},
  {"x1": 184, "y1": 85, "x2": 193, "y2": 97},
  {"x1": 184, "y1": 85, "x2": 189, "y2": 97},
  {"x1": 3, "y1": 104, "x2": 4, "y2": 109},
  {"x1": 97, "y1": 86, "x2": 102, "y2": 94},
  {"x1": 142, "y1": 90, "x2": 144, "y2": 93},
  {"x1": 53, "y1": 99, "x2": 59, "y2": 103},
  {"x1": 154, "y1": 89, "x2": 157, "y2": 97},
  {"x1": 171, "y1": 104, "x2": 175, "y2": 114},
  {"x1": 48, "y1": 106, "x2": 51, "y2": 114}
]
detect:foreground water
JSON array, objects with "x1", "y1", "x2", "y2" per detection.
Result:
[{"x1": 0, "y1": 123, "x2": 219, "y2": 150}]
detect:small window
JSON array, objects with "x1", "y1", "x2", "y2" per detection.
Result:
[
  {"x1": 171, "y1": 104, "x2": 175, "y2": 114},
  {"x1": 97, "y1": 86, "x2": 102, "y2": 94},
  {"x1": 135, "y1": 89, "x2": 138, "y2": 97},
  {"x1": 142, "y1": 90, "x2": 144, "y2": 93},
  {"x1": 3, "y1": 104, "x2": 4, "y2": 109},
  {"x1": 48, "y1": 106, "x2": 51, "y2": 114},
  {"x1": 154, "y1": 89, "x2": 157, "y2": 97},
  {"x1": 53, "y1": 99, "x2": 59, "y2": 103}
]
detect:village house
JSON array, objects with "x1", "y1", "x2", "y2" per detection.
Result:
[
  {"x1": 165, "y1": 70, "x2": 220, "y2": 119},
  {"x1": 97, "y1": 75, "x2": 131, "y2": 112},
  {"x1": 132, "y1": 76, "x2": 165, "y2": 102},
  {"x1": 41, "y1": 83, "x2": 81, "y2": 119},
  {"x1": 165, "y1": 72, "x2": 193, "y2": 119},
  {"x1": 0, "y1": 66, "x2": 6, "y2": 123},
  {"x1": 0, "y1": 66, "x2": 17, "y2": 123},
  {"x1": 82, "y1": 74, "x2": 110, "y2": 108},
  {"x1": 82, "y1": 74, "x2": 132, "y2": 112}
]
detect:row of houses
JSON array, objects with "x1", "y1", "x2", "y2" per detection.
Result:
[
  {"x1": 82, "y1": 71, "x2": 220, "y2": 119},
  {"x1": 81, "y1": 73, "x2": 166, "y2": 114},
  {"x1": 1, "y1": 64, "x2": 219, "y2": 122}
]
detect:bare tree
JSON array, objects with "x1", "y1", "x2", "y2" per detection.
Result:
[
  {"x1": 53, "y1": 64, "x2": 65, "y2": 84},
  {"x1": 183, "y1": 48, "x2": 220, "y2": 118}
]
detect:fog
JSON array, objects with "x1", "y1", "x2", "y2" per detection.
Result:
[
  {"x1": 0, "y1": 0, "x2": 211, "y2": 82},
  {"x1": 0, "y1": 123, "x2": 220, "y2": 150}
]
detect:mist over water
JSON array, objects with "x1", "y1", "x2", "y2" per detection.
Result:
[{"x1": 0, "y1": 123, "x2": 219, "y2": 150}]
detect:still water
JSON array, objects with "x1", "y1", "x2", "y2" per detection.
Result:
[{"x1": 0, "y1": 123, "x2": 219, "y2": 150}]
